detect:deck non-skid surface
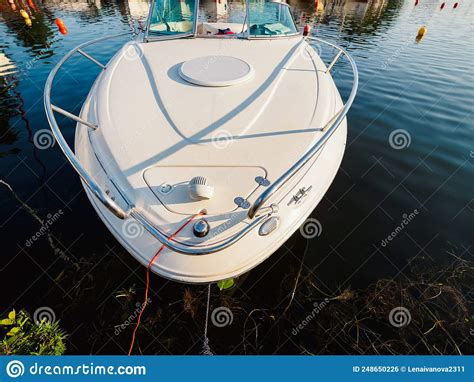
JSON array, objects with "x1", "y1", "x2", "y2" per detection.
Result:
[{"x1": 90, "y1": 37, "x2": 337, "y2": 222}]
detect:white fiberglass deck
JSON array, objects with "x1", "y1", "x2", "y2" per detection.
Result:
[
  {"x1": 72, "y1": 35, "x2": 349, "y2": 282},
  {"x1": 88, "y1": 38, "x2": 337, "y2": 216}
]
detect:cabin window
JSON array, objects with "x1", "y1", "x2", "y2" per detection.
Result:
[
  {"x1": 149, "y1": 0, "x2": 196, "y2": 36},
  {"x1": 248, "y1": 0, "x2": 297, "y2": 37}
]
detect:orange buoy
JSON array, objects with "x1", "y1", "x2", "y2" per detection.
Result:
[
  {"x1": 55, "y1": 18, "x2": 65, "y2": 28},
  {"x1": 55, "y1": 18, "x2": 68, "y2": 34},
  {"x1": 440, "y1": 2, "x2": 445, "y2": 9},
  {"x1": 453, "y1": 2, "x2": 458, "y2": 8},
  {"x1": 27, "y1": 0, "x2": 37, "y2": 10}
]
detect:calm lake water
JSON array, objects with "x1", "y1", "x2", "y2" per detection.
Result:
[{"x1": 0, "y1": 0, "x2": 472, "y2": 354}]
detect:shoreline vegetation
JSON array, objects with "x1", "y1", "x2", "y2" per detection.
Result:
[
  {"x1": 1, "y1": 248, "x2": 472, "y2": 355},
  {"x1": 1, "y1": 180, "x2": 472, "y2": 355}
]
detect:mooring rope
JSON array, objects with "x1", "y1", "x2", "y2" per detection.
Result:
[
  {"x1": 201, "y1": 283, "x2": 213, "y2": 356},
  {"x1": 128, "y1": 212, "x2": 202, "y2": 355}
]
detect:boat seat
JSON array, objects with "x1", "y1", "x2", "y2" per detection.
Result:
[
  {"x1": 149, "y1": 21, "x2": 193, "y2": 33},
  {"x1": 197, "y1": 22, "x2": 247, "y2": 36}
]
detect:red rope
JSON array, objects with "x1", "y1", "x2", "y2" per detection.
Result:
[{"x1": 128, "y1": 213, "x2": 202, "y2": 355}]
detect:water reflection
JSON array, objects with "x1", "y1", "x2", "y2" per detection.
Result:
[
  {"x1": 0, "y1": 53, "x2": 20, "y2": 158},
  {"x1": 0, "y1": 2, "x2": 55, "y2": 47},
  {"x1": 0, "y1": 0, "x2": 472, "y2": 354}
]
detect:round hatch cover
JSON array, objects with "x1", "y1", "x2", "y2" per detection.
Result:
[{"x1": 179, "y1": 56, "x2": 254, "y2": 87}]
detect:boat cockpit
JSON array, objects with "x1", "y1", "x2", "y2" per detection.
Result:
[{"x1": 146, "y1": 0, "x2": 298, "y2": 40}]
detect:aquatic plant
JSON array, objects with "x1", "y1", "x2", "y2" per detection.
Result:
[{"x1": 0, "y1": 310, "x2": 67, "y2": 355}]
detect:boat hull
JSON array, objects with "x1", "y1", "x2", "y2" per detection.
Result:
[{"x1": 74, "y1": 37, "x2": 348, "y2": 283}]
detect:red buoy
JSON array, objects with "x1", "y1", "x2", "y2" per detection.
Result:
[
  {"x1": 55, "y1": 18, "x2": 65, "y2": 28},
  {"x1": 303, "y1": 25, "x2": 311, "y2": 36},
  {"x1": 440, "y1": 2, "x2": 445, "y2": 9},
  {"x1": 415, "y1": 0, "x2": 419, "y2": 6},
  {"x1": 315, "y1": 0, "x2": 319, "y2": 10},
  {"x1": 453, "y1": 2, "x2": 458, "y2": 8},
  {"x1": 55, "y1": 19, "x2": 68, "y2": 35}
]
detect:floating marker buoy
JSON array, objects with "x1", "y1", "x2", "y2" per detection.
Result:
[
  {"x1": 453, "y1": 2, "x2": 458, "y2": 8},
  {"x1": 55, "y1": 18, "x2": 68, "y2": 35},
  {"x1": 20, "y1": 9, "x2": 29, "y2": 19},
  {"x1": 416, "y1": 26, "x2": 427, "y2": 41},
  {"x1": 27, "y1": 0, "x2": 37, "y2": 10},
  {"x1": 415, "y1": 0, "x2": 419, "y2": 5},
  {"x1": 440, "y1": 2, "x2": 445, "y2": 9},
  {"x1": 315, "y1": 0, "x2": 323, "y2": 11},
  {"x1": 303, "y1": 25, "x2": 311, "y2": 36},
  {"x1": 20, "y1": 9, "x2": 32, "y2": 26},
  {"x1": 55, "y1": 18, "x2": 65, "y2": 28},
  {"x1": 8, "y1": 0, "x2": 14, "y2": 3}
]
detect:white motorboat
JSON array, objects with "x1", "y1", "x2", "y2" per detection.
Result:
[{"x1": 44, "y1": 0, "x2": 358, "y2": 283}]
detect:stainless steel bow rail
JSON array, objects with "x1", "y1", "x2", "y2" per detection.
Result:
[
  {"x1": 248, "y1": 36, "x2": 359, "y2": 218},
  {"x1": 44, "y1": 32, "x2": 134, "y2": 220},
  {"x1": 44, "y1": 33, "x2": 358, "y2": 255}
]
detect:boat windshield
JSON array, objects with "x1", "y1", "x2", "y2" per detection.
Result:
[
  {"x1": 197, "y1": 0, "x2": 247, "y2": 36},
  {"x1": 147, "y1": 0, "x2": 297, "y2": 39},
  {"x1": 247, "y1": 0, "x2": 297, "y2": 37},
  {"x1": 148, "y1": 0, "x2": 196, "y2": 36}
]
